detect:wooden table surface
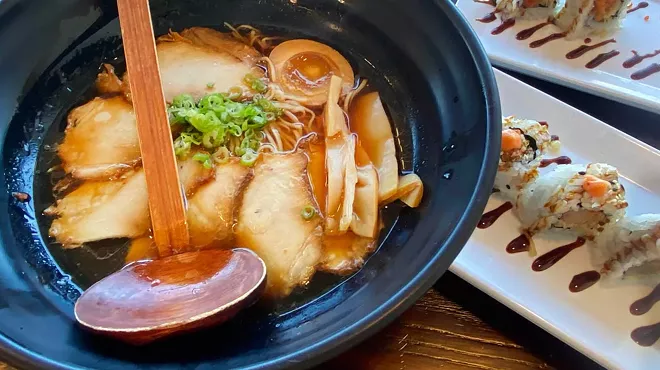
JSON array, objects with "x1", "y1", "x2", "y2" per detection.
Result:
[{"x1": 322, "y1": 272, "x2": 602, "y2": 370}]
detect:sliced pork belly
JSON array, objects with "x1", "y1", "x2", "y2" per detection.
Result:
[
  {"x1": 179, "y1": 27, "x2": 261, "y2": 64},
  {"x1": 177, "y1": 152, "x2": 215, "y2": 196},
  {"x1": 235, "y1": 152, "x2": 322, "y2": 297},
  {"x1": 187, "y1": 160, "x2": 252, "y2": 249},
  {"x1": 124, "y1": 29, "x2": 258, "y2": 103},
  {"x1": 46, "y1": 170, "x2": 149, "y2": 247},
  {"x1": 58, "y1": 96, "x2": 140, "y2": 180},
  {"x1": 46, "y1": 156, "x2": 212, "y2": 248},
  {"x1": 121, "y1": 28, "x2": 260, "y2": 102}
]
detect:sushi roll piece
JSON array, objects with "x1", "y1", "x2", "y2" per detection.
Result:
[
  {"x1": 516, "y1": 163, "x2": 627, "y2": 238},
  {"x1": 595, "y1": 214, "x2": 660, "y2": 279},
  {"x1": 554, "y1": 0, "x2": 631, "y2": 39},
  {"x1": 496, "y1": 0, "x2": 560, "y2": 21},
  {"x1": 495, "y1": 116, "x2": 559, "y2": 199}
]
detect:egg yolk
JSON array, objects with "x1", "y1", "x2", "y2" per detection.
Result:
[{"x1": 285, "y1": 52, "x2": 336, "y2": 88}]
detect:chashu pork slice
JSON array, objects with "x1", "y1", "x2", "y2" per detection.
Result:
[
  {"x1": 235, "y1": 152, "x2": 322, "y2": 297},
  {"x1": 46, "y1": 155, "x2": 213, "y2": 248},
  {"x1": 177, "y1": 151, "x2": 215, "y2": 196},
  {"x1": 187, "y1": 160, "x2": 252, "y2": 249},
  {"x1": 122, "y1": 29, "x2": 259, "y2": 103},
  {"x1": 46, "y1": 169, "x2": 149, "y2": 248},
  {"x1": 58, "y1": 96, "x2": 140, "y2": 180},
  {"x1": 180, "y1": 27, "x2": 262, "y2": 65}
]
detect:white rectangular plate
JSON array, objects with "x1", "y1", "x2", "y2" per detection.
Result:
[
  {"x1": 456, "y1": 0, "x2": 660, "y2": 114},
  {"x1": 450, "y1": 70, "x2": 660, "y2": 370}
]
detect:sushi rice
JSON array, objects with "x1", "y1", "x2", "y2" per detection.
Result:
[
  {"x1": 516, "y1": 163, "x2": 627, "y2": 238},
  {"x1": 495, "y1": 116, "x2": 559, "y2": 200},
  {"x1": 554, "y1": 0, "x2": 631, "y2": 39},
  {"x1": 595, "y1": 214, "x2": 660, "y2": 279},
  {"x1": 496, "y1": 0, "x2": 560, "y2": 21}
]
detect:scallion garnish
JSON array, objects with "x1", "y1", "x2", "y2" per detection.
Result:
[
  {"x1": 240, "y1": 148, "x2": 259, "y2": 167},
  {"x1": 301, "y1": 205, "x2": 316, "y2": 220},
  {"x1": 213, "y1": 147, "x2": 230, "y2": 164},
  {"x1": 192, "y1": 152, "x2": 214, "y2": 169},
  {"x1": 167, "y1": 91, "x2": 281, "y2": 160},
  {"x1": 243, "y1": 73, "x2": 268, "y2": 93}
]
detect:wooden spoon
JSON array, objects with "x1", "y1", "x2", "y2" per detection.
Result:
[
  {"x1": 115, "y1": 0, "x2": 187, "y2": 257},
  {"x1": 75, "y1": 248, "x2": 266, "y2": 344},
  {"x1": 73, "y1": 0, "x2": 266, "y2": 344}
]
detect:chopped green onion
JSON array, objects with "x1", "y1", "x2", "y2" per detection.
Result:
[
  {"x1": 301, "y1": 205, "x2": 316, "y2": 220},
  {"x1": 240, "y1": 149, "x2": 258, "y2": 167},
  {"x1": 213, "y1": 147, "x2": 230, "y2": 164},
  {"x1": 243, "y1": 73, "x2": 268, "y2": 93},
  {"x1": 172, "y1": 94, "x2": 195, "y2": 108},
  {"x1": 192, "y1": 152, "x2": 213, "y2": 169},
  {"x1": 206, "y1": 82, "x2": 215, "y2": 88},
  {"x1": 167, "y1": 92, "x2": 280, "y2": 158},
  {"x1": 227, "y1": 86, "x2": 243, "y2": 100},
  {"x1": 173, "y1": 131, "x2": 203, "y2": 157}
]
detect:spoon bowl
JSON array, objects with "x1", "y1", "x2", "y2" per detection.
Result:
[{"x1": 74, "y1": 248, "x2": 267, "y2": 345}]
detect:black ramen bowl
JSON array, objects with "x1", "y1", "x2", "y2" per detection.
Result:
[{"x1": 0, "y1": 0, "x2": 500, "y2": 368}]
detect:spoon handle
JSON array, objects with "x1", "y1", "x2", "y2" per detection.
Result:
[{"x1": 117, "y1": 0, "x2": 188, "y2": 256}]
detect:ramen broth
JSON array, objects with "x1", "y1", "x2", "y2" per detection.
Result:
[{"x1": 38, "y1": 25, "x2": 423, "y2": 307}]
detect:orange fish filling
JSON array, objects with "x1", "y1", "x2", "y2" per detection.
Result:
[
  {"x1": 501, "y1": 129, "x2": 524, "y2": 152},
  {"x1": 582, "y1": 174, "x2": 611, "y2": 198}
]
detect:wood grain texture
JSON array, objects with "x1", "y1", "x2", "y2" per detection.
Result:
[
  {"x1": 322, "y1": 273, "x2": 604, "y2": 370},
  {"x1": 116, "y1": 0, "x2": 188, "y2": 257}
]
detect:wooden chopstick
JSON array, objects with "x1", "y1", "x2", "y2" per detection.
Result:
[{"x1": 116, "y1": 0, "x2": 188, "y2": 257}]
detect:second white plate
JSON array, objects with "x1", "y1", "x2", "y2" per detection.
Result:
[
  {"x1": 456, "y1": 0, "x2": 660, "y2": 114},
  {"x1": 450, "y1": 69, "x2": 660, "y2": 370}
]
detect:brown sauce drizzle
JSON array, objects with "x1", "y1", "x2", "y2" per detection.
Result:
[
  {"x1": 630, "y1": 284, "x2": 660, "y2": 316},
  {"x1": 631, "y1": 322, "x2": 660, "y2": 347},
  {"x1": 477, "y1": 11, "x2": 498, "y2": 23},
  {"x1": 516, "y1": 22, "x2": 551, "y2": 40},
  {"x1": 540, "y1": 156, "x2": 572, "y2": 168},
  {"x1": 539, "y1": 121, "x2": 549, "y2": 127},
  {"x1": 623, "y1": 50, "x2": 660, "y2": 68},
  {"x1": 506, "y1": 233, "x2": 531, "y2": 254},
  {"x1": 631, "y1": 63, "x2": 660, "y2": 80},
  {"x1": 532, "y1": 237, "x2": 586, "y2": 272},
  {"x1": 551, "y1": 134, "x2": 560, "y2": 141},
  {"x1": 566, "y1": 39, "x2": 616, "y2": 59},
  {"x1": 584, "y1": 38, "x2": 592, "y2": 43},
  {"x1": 478, "y1": 202, "x2": 513, "y2": 229},
  {"x1": 628, "y1": 1, "x2": 649, "y2": 13},
  {"x1": 492, "y1": 19, "x2": 516, "y2": 35},
  {"x1": 530, "y1": 32, "x2": 566, "y2": 48},
  {"x1": 586, "y1": 50, "x2": 620, "y2": 69},
  {"x1": 569, "y1": 270, "x2": 600, "y2": 292}
]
